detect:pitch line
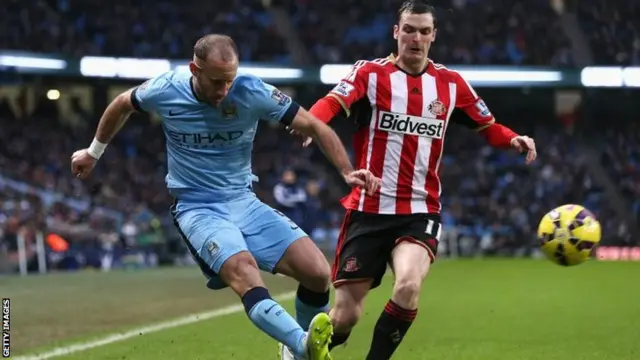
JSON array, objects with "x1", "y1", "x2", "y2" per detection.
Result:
[{"x1": 14, "y1": 291, "x2": 297, "y2": 360}]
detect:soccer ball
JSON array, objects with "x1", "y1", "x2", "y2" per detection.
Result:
[{"x1": 537, "y1": 204, "x2": 602, "y2": 266}]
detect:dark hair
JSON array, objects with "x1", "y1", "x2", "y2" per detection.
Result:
[
  {"x1": 397, "y1": 0, "x2": 437, "y2": 26},
  {"x1": 193, "y1": 34, "x2": 239, "y2": 62}
]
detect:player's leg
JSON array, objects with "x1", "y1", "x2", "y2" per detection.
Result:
[
  {"x1": 364, "y1": 215, "x2": 441, "y2": 360},
  {"x1": 172, "y1": 202, "x2": 308, "y2": 357},
  {"x1": 274, "y1": 235, "x2": 331, "y2": 331},
  {"x1": 327, "y1": 210, "x2": 390, "y2": 351},
  {"x1": 328, "y1": 280, "x2": 371, "y2": 350},
  {"x1": 237, "y1": 198, "x2": 333, "y2": 360}
]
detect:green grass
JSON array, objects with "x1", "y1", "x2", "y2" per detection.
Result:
[{"x1": 6, "y1": 259, "x2": 640, "y2": 359}]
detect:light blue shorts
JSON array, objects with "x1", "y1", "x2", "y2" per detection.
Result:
[{"x1": 171, "y1": 192, "x2": 307, "y2": 290}]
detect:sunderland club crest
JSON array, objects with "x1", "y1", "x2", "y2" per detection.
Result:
[{"x1": 428, "y1": 99, "x2": 446, "y2": 116}]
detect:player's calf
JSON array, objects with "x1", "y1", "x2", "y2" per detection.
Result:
[
  {"x1": 365, "y1": 240, "x2": 433, "y2": 360},
  {"x1": 275, "y1": 237, "x2": 332, "y2": 330},
  {"x1": 219, "y1": 252, "x2": 309, "y2": 357},
  {"x1": 328, "y1": 280, "x2": 371, "y2": 351}
]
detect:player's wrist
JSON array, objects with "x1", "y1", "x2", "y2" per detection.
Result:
[
  {"x1": 340, "y1": 168, "x2": 355, "y2": 178},
  {"x1": 87, "y1": 137, "x2": 108, "y2": 160},
  {"x1": 509, "y1": 135, "x2": 520, "y2": 145}
]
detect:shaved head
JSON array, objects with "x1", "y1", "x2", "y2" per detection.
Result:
[{"x1": 193, "y1": 34, "x2": 239, "y2": 63}]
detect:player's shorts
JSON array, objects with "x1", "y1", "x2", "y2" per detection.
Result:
[
  {"x1": 171, "y1": 192, "x2": 308, "y2": 290},
  {"x1": 331, "y1": 209, "x2": 441, "y2": 290}
]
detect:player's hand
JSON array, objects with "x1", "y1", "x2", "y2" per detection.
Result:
[
  {"x1": 71, "y1": 149, "x2": 98, "y2": 179},
  {"x1": 287, "y1": 126, "x2": 313, "y2": 147},
  {"x1": 343, "y1": 169, "x2": 381, "y2": 196},
  {"x1": 510, "y1": 135, "x2": 537, "y2": 164}
]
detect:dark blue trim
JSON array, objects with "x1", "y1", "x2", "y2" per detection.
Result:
[
  {"x1": 280, "y1": 101, "x2": 300, "y2": 127},
  {"x1": 130, "y1": 87, "x2": 144, "y2": 112}
]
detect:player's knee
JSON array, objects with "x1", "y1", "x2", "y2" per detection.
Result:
[
  {"x1": 303, "y1": 259, "x2": 331, "y2": 292},
  {"x1": 392, "y1": 277, "x2": 422, "y2": 309},
  {"x1": 220, "y1": 252, "x2": 263, "y2": 295}
]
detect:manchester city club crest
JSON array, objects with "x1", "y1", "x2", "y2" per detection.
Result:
[
  {"x1": 221, "y1": 103, "x2": 237, "y2": 120},
  {"x1": 428, "y1": 99, "x2": 446, "y2": 116}
]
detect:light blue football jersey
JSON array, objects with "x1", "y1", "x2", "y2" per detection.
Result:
[{"x1": 131, "y1": 70, "x2": 298, "y2": 201}]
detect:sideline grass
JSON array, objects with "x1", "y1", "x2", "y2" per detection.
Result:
[{"x1": 9, "y1": 260, "x2": 640, "y2": 359}]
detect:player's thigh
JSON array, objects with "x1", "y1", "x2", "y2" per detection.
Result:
[
  {"x1": 331, "y1": 210, "x2": 391, "y2": 290},
  {"x1": 173, "y1": 202, "x2": 261, "y2": 293},
  {"x1": 238, "y1": 199, "x2": 309, "y2": 274},
  {"x1": 274, "y1": 235, "x2": 331, "y2": 292},
  {"x1": 390, "y1": 214, "x2": 442, "y2": 287}
]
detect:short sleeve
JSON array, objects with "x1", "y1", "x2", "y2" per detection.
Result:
[
  {"x1": 453, "y1": 72, "x2": 495, "y2": 130},
  {"x1": 131, "y1": 75, "x2": 170, "y2": 113},
  {"x1": 251, "y1": 78, "x2": 299, "y2": 126},
  {"x1": 327, "y1": 60, "x2": 369, "y2": 117}
]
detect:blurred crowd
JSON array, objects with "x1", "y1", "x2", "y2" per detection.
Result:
[
  {"x1": 1, "y1": 0, "x2": 640, "y2": 274},
  {"x1": 601, "y1": 125, "x2": 640, "y2": 228},
  {"x1": 2, "y1": 0, "x2": 638, "y2": 66},
  {"x1": 0, "y1": 0, "x2": 290, "y2": 63},
  {"x1": 1, "y1": 87, "x2": 638, "y2": 274},
  {"x1": 577, "y1": 0, "x2": 640, "y2": 65},
  {"x1": 281, "y1": 0, "x2": 574, "y2": 66}
]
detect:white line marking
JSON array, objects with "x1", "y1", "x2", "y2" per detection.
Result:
[{"x1": 15, "y1": 291, "x2": 297, "y2": 360}]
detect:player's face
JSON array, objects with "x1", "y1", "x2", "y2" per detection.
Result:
[
  {"x1": 394, "y1": 12, "x2": 436, "y2": 64},
  {"x1": 190, "y1": 59, "x2": 237, "y2": 106}
]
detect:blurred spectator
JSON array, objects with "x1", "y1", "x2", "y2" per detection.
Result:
[{"x1": 273, "y1": 169, "x2": 307, "y2": 227}]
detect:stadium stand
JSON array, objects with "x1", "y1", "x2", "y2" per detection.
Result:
[
  {"x1": 1, "y1": 0, "x2": 638, "y2": 275},
  {"x1": 1, "y1": 87, "x2": 637, "y2": 274},
  {"x1": 278, "y1": 0, "x2": 574, "y2": 65},
  {"x1": 576, "y1": 0, "x2": 640, "y2": 65},
  {"x1": 0, "y1": 0, "x2": 290, "y2": 63}
]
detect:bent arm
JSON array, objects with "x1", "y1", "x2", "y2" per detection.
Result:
[
  {"x1": 95, "y1": 89, "x2": 137, "y2": 143},
  {"x1": 88, "y1": 89, "x2": 138, "y2": 159},
  {"x1": 288, "y1": 107, "x2": 355, "y2": 177}
]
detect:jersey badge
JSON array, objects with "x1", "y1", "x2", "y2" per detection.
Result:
[
  {"x1": 221, "y1": 102, "x2": 238, "y2": 120},
  {"x1": 475, "y1": 99, "x2": 492, "y2": 117},
  {"x1": 271, "y1": 88, "x2": 291, "y2": 106},
  {"x1": 428, "y1": 99, "x2": 446, "y2": 116},
  {"x1": 331, "y1": 81, "x2": 355, "y2": 97}
]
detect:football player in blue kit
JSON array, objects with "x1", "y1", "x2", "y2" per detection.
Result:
[{"x1": 71, "y1": 34, "x2": 380, "y2": 360}]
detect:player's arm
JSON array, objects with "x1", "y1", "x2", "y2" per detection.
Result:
[
  {"x1": 88, "y1": 76, "x2": 168, "y2": 159},
  {"x1": 452, "y1": 73, "x2": 537, "y2": 163},
  {"x1": 255, "y1": 80, "x2": 378, "y2": 193},
  {"x1": 289, "y1": 107, "x2": 355, "y2": 177},
  {"x1": 309, "y1": 60, "x2": 369, "y2": 123}
]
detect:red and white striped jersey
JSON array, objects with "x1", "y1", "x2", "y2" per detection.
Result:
[{"x1": 327, "y1": 54, "x2": 496, "y2": 215}]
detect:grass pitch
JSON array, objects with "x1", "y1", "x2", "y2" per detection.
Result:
[{"x1": 4, "y1": 259, "x2": 639, "y2": 359}]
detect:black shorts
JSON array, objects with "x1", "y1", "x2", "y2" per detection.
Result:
[{"x1": 331, "y1": 209, "x2": 441, "y2": 290}]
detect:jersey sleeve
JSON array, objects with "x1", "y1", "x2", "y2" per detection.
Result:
[
  {"x1": 251, "y1": 78, "x2": 300, "y2": 126},
  {"x1": 326, "y1": 60, "x2": 369, "y2": 117},
  {"x1": 453, "y1": 72, "x2": 495, "y2": 131},
  {"x1": 130, "y1": 75, "x2": 171, "y2": 113}
]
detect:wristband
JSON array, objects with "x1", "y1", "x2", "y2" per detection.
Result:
[{"x1": 87, "y1": 138, "x2": 108, "y2": 159}]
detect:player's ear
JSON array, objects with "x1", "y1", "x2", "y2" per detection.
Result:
[
  {"x1": 393, "y1": 24, "x2": 399, "y2": 40},
  {"x1": 432, "y1": 28, "x2": 437, "y2": 43},
  {"x1": 188, "y1": 62, "x2": 199, "y2": 76}
]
